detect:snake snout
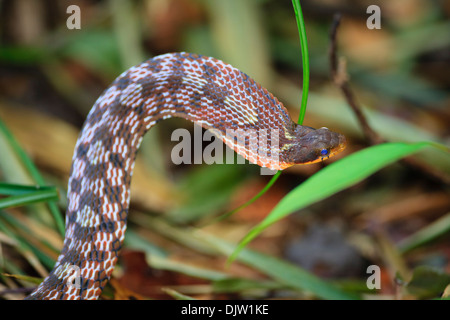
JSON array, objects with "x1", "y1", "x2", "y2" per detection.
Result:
[{"x1": 332, "y1": 131, "x2": 347, "y2": 154}]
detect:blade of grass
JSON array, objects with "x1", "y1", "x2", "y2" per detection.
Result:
[
  {"x1": 1, "y1": 273, "x2": 43, "y2": 285},
  {"x1": 0, "y1": 119, "x2": 64, "y2": 235},
  {"x1": 200, "y1": 231, "x2": 359, "y2": 300},
  {"x1": 0, "y1": 189, "x2": 59, "y2": 210},
  {"x1": 168, "y1": 164, "x2": 250, "y2": 223},
  {"x1": 291, "y1": 0, "x2": 309, "y2": 124},
  {"x1": 398, "y1": 212, "x2": 450, "y2": 253},
  {"x1": 0, "y1": 211, "x2": 58, "y2": 269},
  {"x1": 148, "y1": 255, "x2": 229, "y2": 282},
  {"x1": 212, "y1": 278, "x2": 285, "y2": 294},
  {"x1": 207, "y1": 170, "x2": 281, "y2": 224},
  {"x1": 0, "y1": 183, "x2": 56, "y2": 196},
  {"x1": 228, "y1": 141, "x2": 449, "y2": 263},
  {"x1": 162, "y1": 288, "x2": 197, "y2": 300},
  {"x1": 0, "y1": 215, "x2": 49, "y2": 276},
  {"x1": 133, "y1": 214, "x2": 358, "y2": 300},
  {"x1": 0, "y1": 121, "x2": 33, "y2": 185}
]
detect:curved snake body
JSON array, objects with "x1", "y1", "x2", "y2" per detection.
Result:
[{"x1": 27, "y1": 52, "x2": 346, "y2": 299}]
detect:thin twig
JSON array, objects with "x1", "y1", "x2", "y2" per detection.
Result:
[
  {"x1": 329, "y1": 14, "x2": 384, "y2": 145},
  {"x1": 329, "y1": 13, "x2": 450, "y2": 185}
]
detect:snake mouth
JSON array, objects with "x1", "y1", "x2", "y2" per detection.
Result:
[{"x1": 328, "y1": 136, "x2": 347, "y2": 159}]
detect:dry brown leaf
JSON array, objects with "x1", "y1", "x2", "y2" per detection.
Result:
[{"x1": 358, "y1": 192, "x2": 450, "y2": 225}]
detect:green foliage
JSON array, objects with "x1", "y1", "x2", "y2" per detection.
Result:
[
  {"x1": 229, "y1": 142, "x2": 449, "y2": 263},
  {"x1": 406, "y1": 266, "x2": 450, "y2": 299},
  {"x1": 0, "y1": 119, "x2": 64, "y2": 235},
  {"x1": 0, "y1": 183, "x2": 59, "y2": 210}
]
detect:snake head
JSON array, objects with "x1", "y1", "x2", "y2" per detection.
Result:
[{"x1": 283, "y1": 125, "x2": 347, "y2": 166}]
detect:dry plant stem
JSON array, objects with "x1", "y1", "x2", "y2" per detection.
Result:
[
  {"x1": 329, "y1": 14, "x2": 384, "y2": 145},
  {"x1": 329, "y1": 14, "x2": 450, "y2": 185}
]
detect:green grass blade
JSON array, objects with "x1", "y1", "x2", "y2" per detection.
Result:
[
  {"x1": 398, "y1": 212, "x2": 450, "y2": 253},
  {"x1": 198, "y1": 231, "x2": 358, "y2": 300},
  {"x1": 0, "y1": 212, "x2": 53, "y2": 273},
  {"x1": 137, "y1": 214, "x2": 358, "y2": 299},
  {"x1": 229, "y1": 141, "x2": 448, "y2": 263},
  {"x1": 162, "y1": 288, "x2": 197, "y2": 300},
  {"x1": 235, "y1": 246, "x2": 359, "y2": 300},
  {"x1": 0, "y1": 189, "x2": 59, "y2": 210},
  {"x1": 291, "y1": 0, "x2": 309, "y2": 124},
  {"x1": 209, "y1": 170, "x2": 281, "y2": 224},
  {"x1": 0, "y1": 120, "x2": 45, "y2": 185},
  {"x1": 1, "y1": 273, "x2": 43, "y2": 285},
  {"x1": 0, "y1": 118, "x2": 65, "y2": 235},
  {"x1": 0, "y1": 183, "x2": 56, "y2": 196},
  {"x1": 215, "y1": 0, "x2": 310, "y2": 221},
  {"x1": 148, "y1": 255, "x2": 229, "y2": 282}
]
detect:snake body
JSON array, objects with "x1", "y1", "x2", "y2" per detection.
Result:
[{"x1": 26, "y1": 52, "x2": 346, "y2": 299}]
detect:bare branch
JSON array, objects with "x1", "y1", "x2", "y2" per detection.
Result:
[{"x1": 328, "y1": 13, "x2": 450, "y2": 185}]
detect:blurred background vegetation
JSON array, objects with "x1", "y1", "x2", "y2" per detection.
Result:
[{"x1": 0, "y1": 0, "x2": 449, "y2": 300}]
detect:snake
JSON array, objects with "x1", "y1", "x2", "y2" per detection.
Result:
[{"x1": 26, "y1": 52, "x2": 346, "y2": 299}]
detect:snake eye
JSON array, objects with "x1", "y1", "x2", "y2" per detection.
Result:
[{"x1": 320, "y1": 149, "x2": 329, "y2": 156}]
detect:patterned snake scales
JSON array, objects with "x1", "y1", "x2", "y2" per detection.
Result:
[{"x1": 27, "y1": 52, "x2": 346, "y2": 299}]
